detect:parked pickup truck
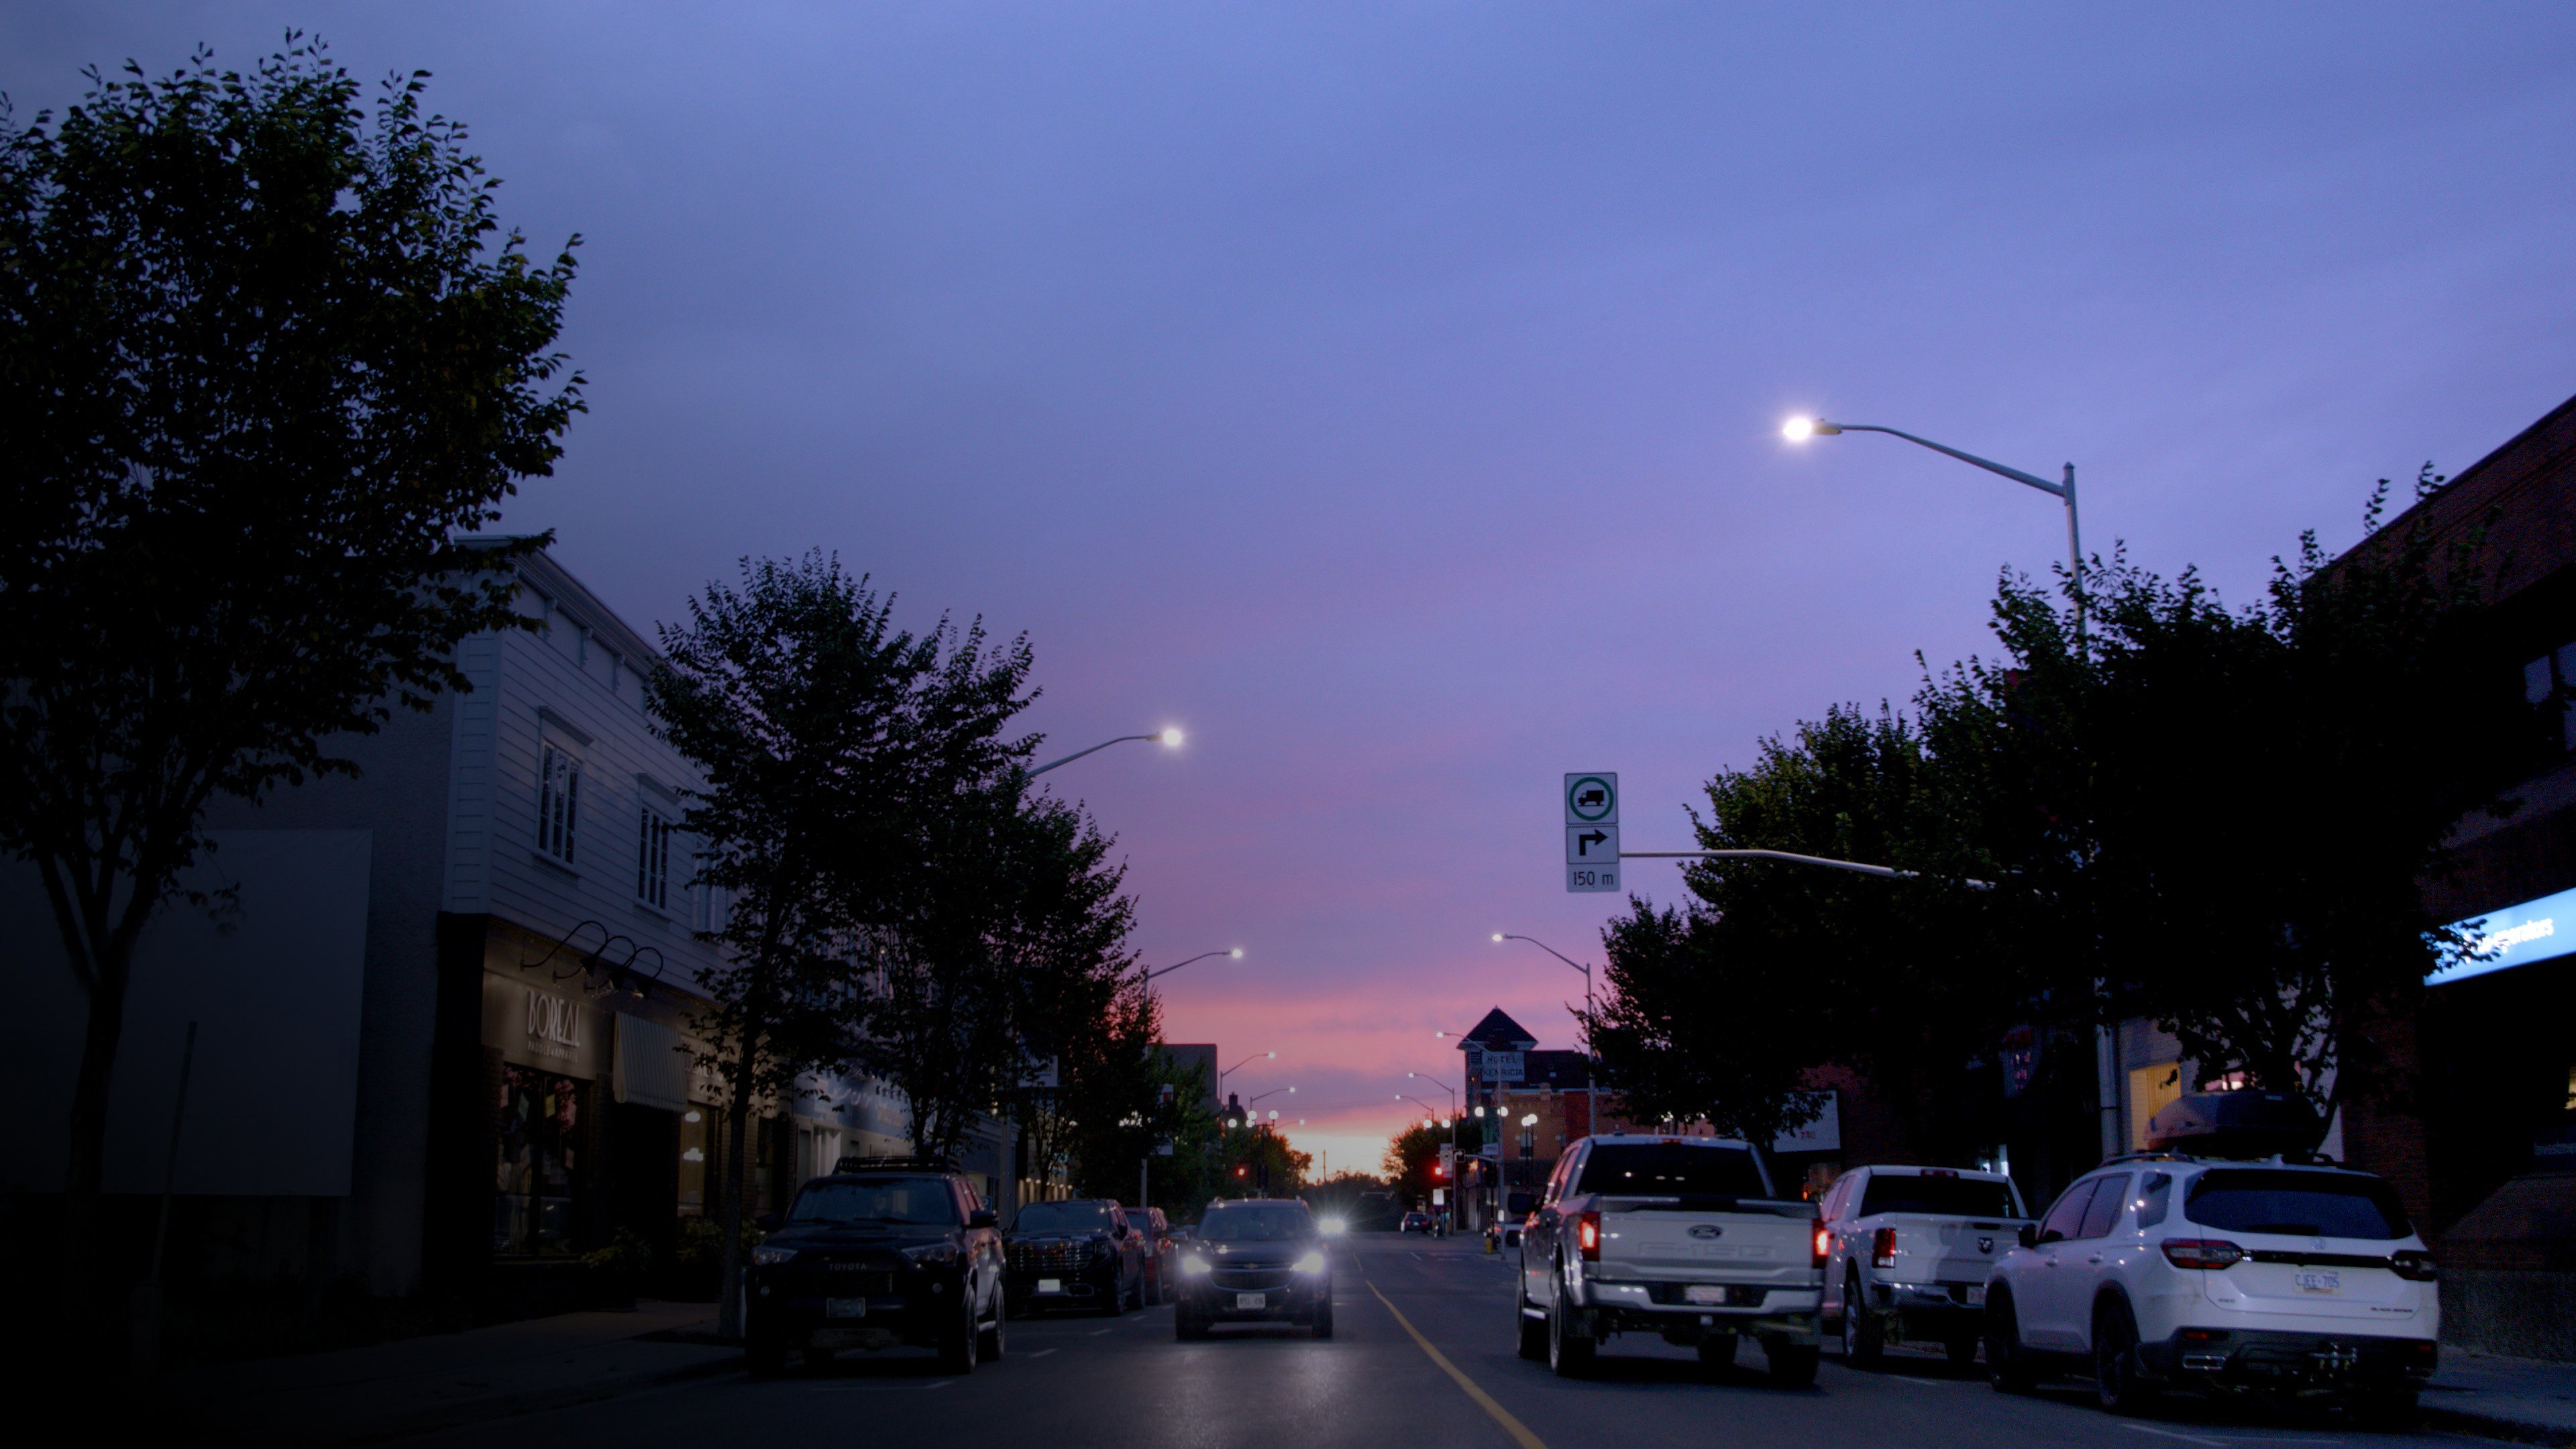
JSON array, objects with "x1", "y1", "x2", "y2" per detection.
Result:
[
  {"x1": 1515, "y1": 1134, "x2": 1825, "y2": 1383},
  {"x1": 1819, "y1": 1164, "x2": 2031, "y2": 1368}
]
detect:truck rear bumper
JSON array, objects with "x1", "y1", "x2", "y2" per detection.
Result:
[{"x1": 1576, "y1": 1280, "x2": 1820, "y2": 1341}]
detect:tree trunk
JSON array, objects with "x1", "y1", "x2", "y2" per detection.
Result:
[
  {"x1": 715, "y1": 1033, "x2": 759, "y2": 1340},
  {"x1": 62, "y1": 936, "x2": 135, "y2": 1335}
]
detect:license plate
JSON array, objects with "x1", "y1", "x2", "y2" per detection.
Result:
[
  {"x1": 1037, "y1": 1278, "x2": 1062, "y2": 1293},
  {"x1": 1235, "y1": 1293, "x2": 1266, "y2": 1309},
  {"x1": 2293, "y1": 1270, "x2": 2341, "y2": 1294},
  {"x1": 824, "y1": 1298, "x2": 867, "y2": 1320},
  {"x1": 1966, "y1": 1285, "x2": 1986, "y2": 1305},
  {"x1": 1684, "y1": 1285, "x2": 1727, "y2": 1305}
]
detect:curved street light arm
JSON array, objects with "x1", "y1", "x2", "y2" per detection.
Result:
[
  {"x1": 1027, "y1": 734, "x2": 1163, "y2": 778},
  {"x1": 1824, "y1": 422, "x2": 2063, "y2": 497},
  {"x1": 1619, "y1": 847, "x2": 1992, "y2": 890},
  {"x1": 1495, "y1": 933, "x2": 1591, "y2": 981},
  {"x1": 1144, "y1": 949, "x2": 1238, "y2": 982}
]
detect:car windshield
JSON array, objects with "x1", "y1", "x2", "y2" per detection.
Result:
[
  {"x1": 1860, "y1": 1175, "x2": 2019, "y2": 1218},
  {"x1": 1122, "y1": 1210, "x2": 1156, "y2": 1232},
  {"x1": 1016, "y1": 1201, "x2": 1116, "y2": 1232},
  {"x1": 1578, "y1": 1143, "x2": 1768, "y2": 1198},
  {"x1": 788, "y1": 1177, "x2": 958, "y2": 1226},
  {"x1": 1199, "y1": 1205, "x2": 1316, "y2": 1241},
  {"x1": 2184, "y1": 1170, "x2": 2411, "y2": 1240}
]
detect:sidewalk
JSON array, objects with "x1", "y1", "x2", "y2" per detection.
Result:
[
  {"x1": 156, "y1": 1299, "x2": 740, "y2": 1446},
  {"x1": 2423, "y1": 1347, "x2": 2576, "y2": 1443}
]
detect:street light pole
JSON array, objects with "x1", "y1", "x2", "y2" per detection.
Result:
[
  {"x1": 1026, "y1": 727, "x2": 1185, "y2": 779},
  {"x1": 1401, "y1": 1085, "x2": 1460, "y2": 1234},
  {"x1": 1493, "y1": 933, "x2": 1603, "y2": 1139},
  {"x1": 1785, "y1": 415, "x2": 2116, "y2": 1160}
]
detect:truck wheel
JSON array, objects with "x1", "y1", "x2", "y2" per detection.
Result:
[
  {"x1": 1841, "y1": 1273, "x2": 1884, "y2": 1367},
  {"x1": 1546, "y1": 1275, "x2": 1595, "y2": 1378},
  {"x1": 978, "y1": 1300, "x2": 1006, "y2": 1361},
  {"x1": 1985, "y1": 1293, "x2": 2036, "y2": 1394},
  {"x1": 2092, "y1": 1299, "x2": 2155, "y2": 1414},
  {"x1": 1514, "y1": 1279, "x2": 1548, "y2": 1361},
  {"x1": 1766, "y1": 1338, "x2": 1821, "y2": 1387}
]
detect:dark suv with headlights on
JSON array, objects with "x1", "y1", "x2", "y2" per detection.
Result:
[
  {"x1": 1175, "y1": 1199, "x2": 1333, "y2": 1339},
  {"x1": 745, "y1": 1161, "x2": 1005, "y2": 1376},
  {"x1": 1007, "y1": 1198, "x2": 1144, "y2": 1315}
]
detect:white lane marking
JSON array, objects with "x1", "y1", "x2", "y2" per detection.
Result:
[
  {"x1": 2118, "y1": 1428, "x2": 2341, "y2": 1448},
  {"x1": 1087, "y1": 1328, "x2": 1114, "y2": 1336},
  {"x1": 1026, "y1": 1348, "x2": 1058, "y2": 1358},
  {"x1": 922, "y1": 1380, "x2": 955, "y2": 1391},
  {"x1": 1888, "y1": 1375, "x2": 1945, "y2": 1386}
]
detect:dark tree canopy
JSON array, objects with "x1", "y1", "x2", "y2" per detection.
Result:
[{"x1": 0, "y1": 39, "x2": 579, "y2": 1280}]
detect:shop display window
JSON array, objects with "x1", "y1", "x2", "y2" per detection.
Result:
[{"x1": 496, "y1": 1064, "x2": 584, "y2": 1253}]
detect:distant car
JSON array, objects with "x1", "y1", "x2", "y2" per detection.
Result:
[
  {"x1": 1124, "y1": 1205, "x2": 1177, "y2": 1303},
  {"x1": 1175, "y1": 1198, "x2": 1333, "y2": 1340},
  {"x1": 1008, "y1": 1198, "x2": 1146, "y2": 1316},
  {"x1": 1400, "y1": 1211, "x2": 1434, "y2": 1234},
  {"x1": 743, "y1": 1160, "x2": 1005, "y2": 1376}
]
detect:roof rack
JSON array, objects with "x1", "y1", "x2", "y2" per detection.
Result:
[{"x1": 833, "y1": 1154, "x2": 959, "y2": 1174}]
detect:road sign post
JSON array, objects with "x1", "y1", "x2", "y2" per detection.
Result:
[{"x1": 1563, "y1": 772, "x2": 1619, "y2": 893}]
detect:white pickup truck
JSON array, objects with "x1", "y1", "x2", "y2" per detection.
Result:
[
  {"x1": 1515, "y1": 1134, "x2": 1825, "y2": 1383},
  {"x1": 1819, "y1": 1164, "x2": 2031, "y2": 1368}
]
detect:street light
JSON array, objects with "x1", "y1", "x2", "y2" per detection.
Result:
[
  {"x1": 1783, "y1": 413, "x2": 2114, "y2": 1159},
  {"x1": 1143, "y1": 947, "x2": 1242, "y2": 983},
  {"x1": 1493, "y1": 932, "x2": 1603, "y2": 1135},
  {"x1": 1026, "y1": 727, "x2": 1186, "y2": 779},
  {"x1": 1247, "y1": 1085, "x2": 1296, "y2": 1105},
  {"x1": 1780, "y1": 417, "x2": 2084, "y2": 641},
  {"x1": 1220, "y1": 1051, "x2": 1275, "y2": 1079}
]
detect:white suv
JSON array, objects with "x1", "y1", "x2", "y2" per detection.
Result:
[{"x1": 1982, "y1": 1154, "x2": 2440, "y2": 1420}]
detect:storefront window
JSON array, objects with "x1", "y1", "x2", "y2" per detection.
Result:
[
  {"x1": 496, "y1": 1064, "x2": 583, "y2": 1254},
  {"x1": 678, "y1": 1106, "x2": 709, "y2": 1216}
]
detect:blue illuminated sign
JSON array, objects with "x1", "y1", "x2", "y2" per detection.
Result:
[{"x1": 2432, "y1": 885, "x2": 2576, "y2": 986}]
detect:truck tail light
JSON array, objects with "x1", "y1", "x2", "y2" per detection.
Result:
[
  {"x1": 1574, "y1": 1211, "x2": 1601, "y2": 1262},
  {"x1": 2160, "y1": 1239, "x2": 2245, "y2": 1269},
  {"x1": 1872, "y1": 1226, "x2": 1897, "y2": 1269},
  {"x1": 2390, "y1": 1251, "x2": 2439, "y2": 1282},
  {"x1": 1813, "y1": 1225, "x2": 1830, "y2": 1269}
]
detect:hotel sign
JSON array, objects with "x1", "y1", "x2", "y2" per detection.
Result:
[{"x1": 2432, "y1": 885, "x2": 2576, "y2": 987}]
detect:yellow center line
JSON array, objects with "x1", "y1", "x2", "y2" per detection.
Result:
[{"x1": 1364, "y1": 1279, "x2": 1550, "y2": 1449}]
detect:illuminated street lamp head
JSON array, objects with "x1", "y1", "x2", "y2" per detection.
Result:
[
  {"x1": 1782, "y1": 416, "x2": 1843, "y2": 441},
  {"x1": 1229, "y1": 947, "x2": 1244, "y2": 959},
  {"x1": 1159, "y1": 727, "x2": 1184, "y2": 748},
  {"x1": 1490, "y1": 932, "x2": 1504, "y2": 943}
]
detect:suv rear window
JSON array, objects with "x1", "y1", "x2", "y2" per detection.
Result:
[
  {"x1": 791, "y1": 1177, "x2": 959, "y2": 1226},
  {"x1": 1858, "y1": 1175, "x2": 2019, "y2": 1218},
  {"x1": 2184, "y1": 1170, "x2": 2411, "y2": 1241},
  {"x1": 1576, "y1": 1144, "x2": 1767, "y2": 1199}
]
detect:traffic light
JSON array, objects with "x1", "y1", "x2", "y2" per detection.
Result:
[{"x1": 1234, "y1": 1165, "x2": 1247, "y2": 1179}]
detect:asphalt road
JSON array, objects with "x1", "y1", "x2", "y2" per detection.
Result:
[{"x1": 402, "y1": 1234, "x2": 2471, "y2": 1449}]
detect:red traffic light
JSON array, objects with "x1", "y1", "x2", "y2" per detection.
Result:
[{"x1": 1234, "y1": 1165, "x2": 1247, "y2": 1178}]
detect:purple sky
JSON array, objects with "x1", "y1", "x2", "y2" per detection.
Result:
[{"x1": 14, "y1": 3, "x2": 2576, "y2": 1176}]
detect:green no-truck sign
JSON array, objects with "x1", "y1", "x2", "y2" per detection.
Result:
[{"x1": 1563, "y1": 773, "x2": 1619, "y2": 892}]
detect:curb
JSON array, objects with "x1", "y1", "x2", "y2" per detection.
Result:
[{"x1": 2420, "y1": 1402, "x2": 2576, "y2": 1447}]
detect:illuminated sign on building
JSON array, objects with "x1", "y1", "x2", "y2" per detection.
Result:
[{"x1": 2432, "y1": 885, "x2": 2576, "y2": 986}]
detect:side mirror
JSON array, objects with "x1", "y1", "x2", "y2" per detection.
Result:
[
  {"x1": 755, "y1": 1212, "x2": 782, "y2": 1233},
  {"x1": 2017, "y1": 1223, "x2": 2039, "y2": 1250},
  {"x1": 969, "y1": 1210, "x2": 998, "y2": 1230}
]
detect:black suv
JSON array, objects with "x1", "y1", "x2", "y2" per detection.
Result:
[
  {"x1": 1174, "y1": 1198, "x2": 1332, "y2": 1339},
  {"x1": 745, "y1": 1160, "x2": 1006, "y2": 1375},
  {"x1": 1006, "y1": 1198, "x2": 1145, "y2": 1315}
]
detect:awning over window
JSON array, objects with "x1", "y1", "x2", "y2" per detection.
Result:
[{"x1": 613, "y1": 1012, "x2": 693, "y2": 1112}]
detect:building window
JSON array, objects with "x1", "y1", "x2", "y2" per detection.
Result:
[
  {"x1": 495, "y1": 1065, "x2": 583, "y2": 1254},
  {"x1": 637, "y1": 806, "x2": 674, "y2": 908},
  {"x1": 678, "y1": 1106, "x2": 708, "y2": 1216},
  {"x1": 538, "y1": 741, "x2": 582, "y2": 864},
  {"x1": 2526, "y1": 644, "x2": 2576, "y2": 753}
]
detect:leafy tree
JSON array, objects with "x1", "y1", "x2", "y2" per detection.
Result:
[
  {"x1": 0, "y1": 39, "x2": 578, "y2": 1307},
  {"x1": 1381, "y1": 1116, "x2": 1480, "y2": 1205},
  {"x1": 649, "y1": 553, "x2": 1031, "y2": 1336}
]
